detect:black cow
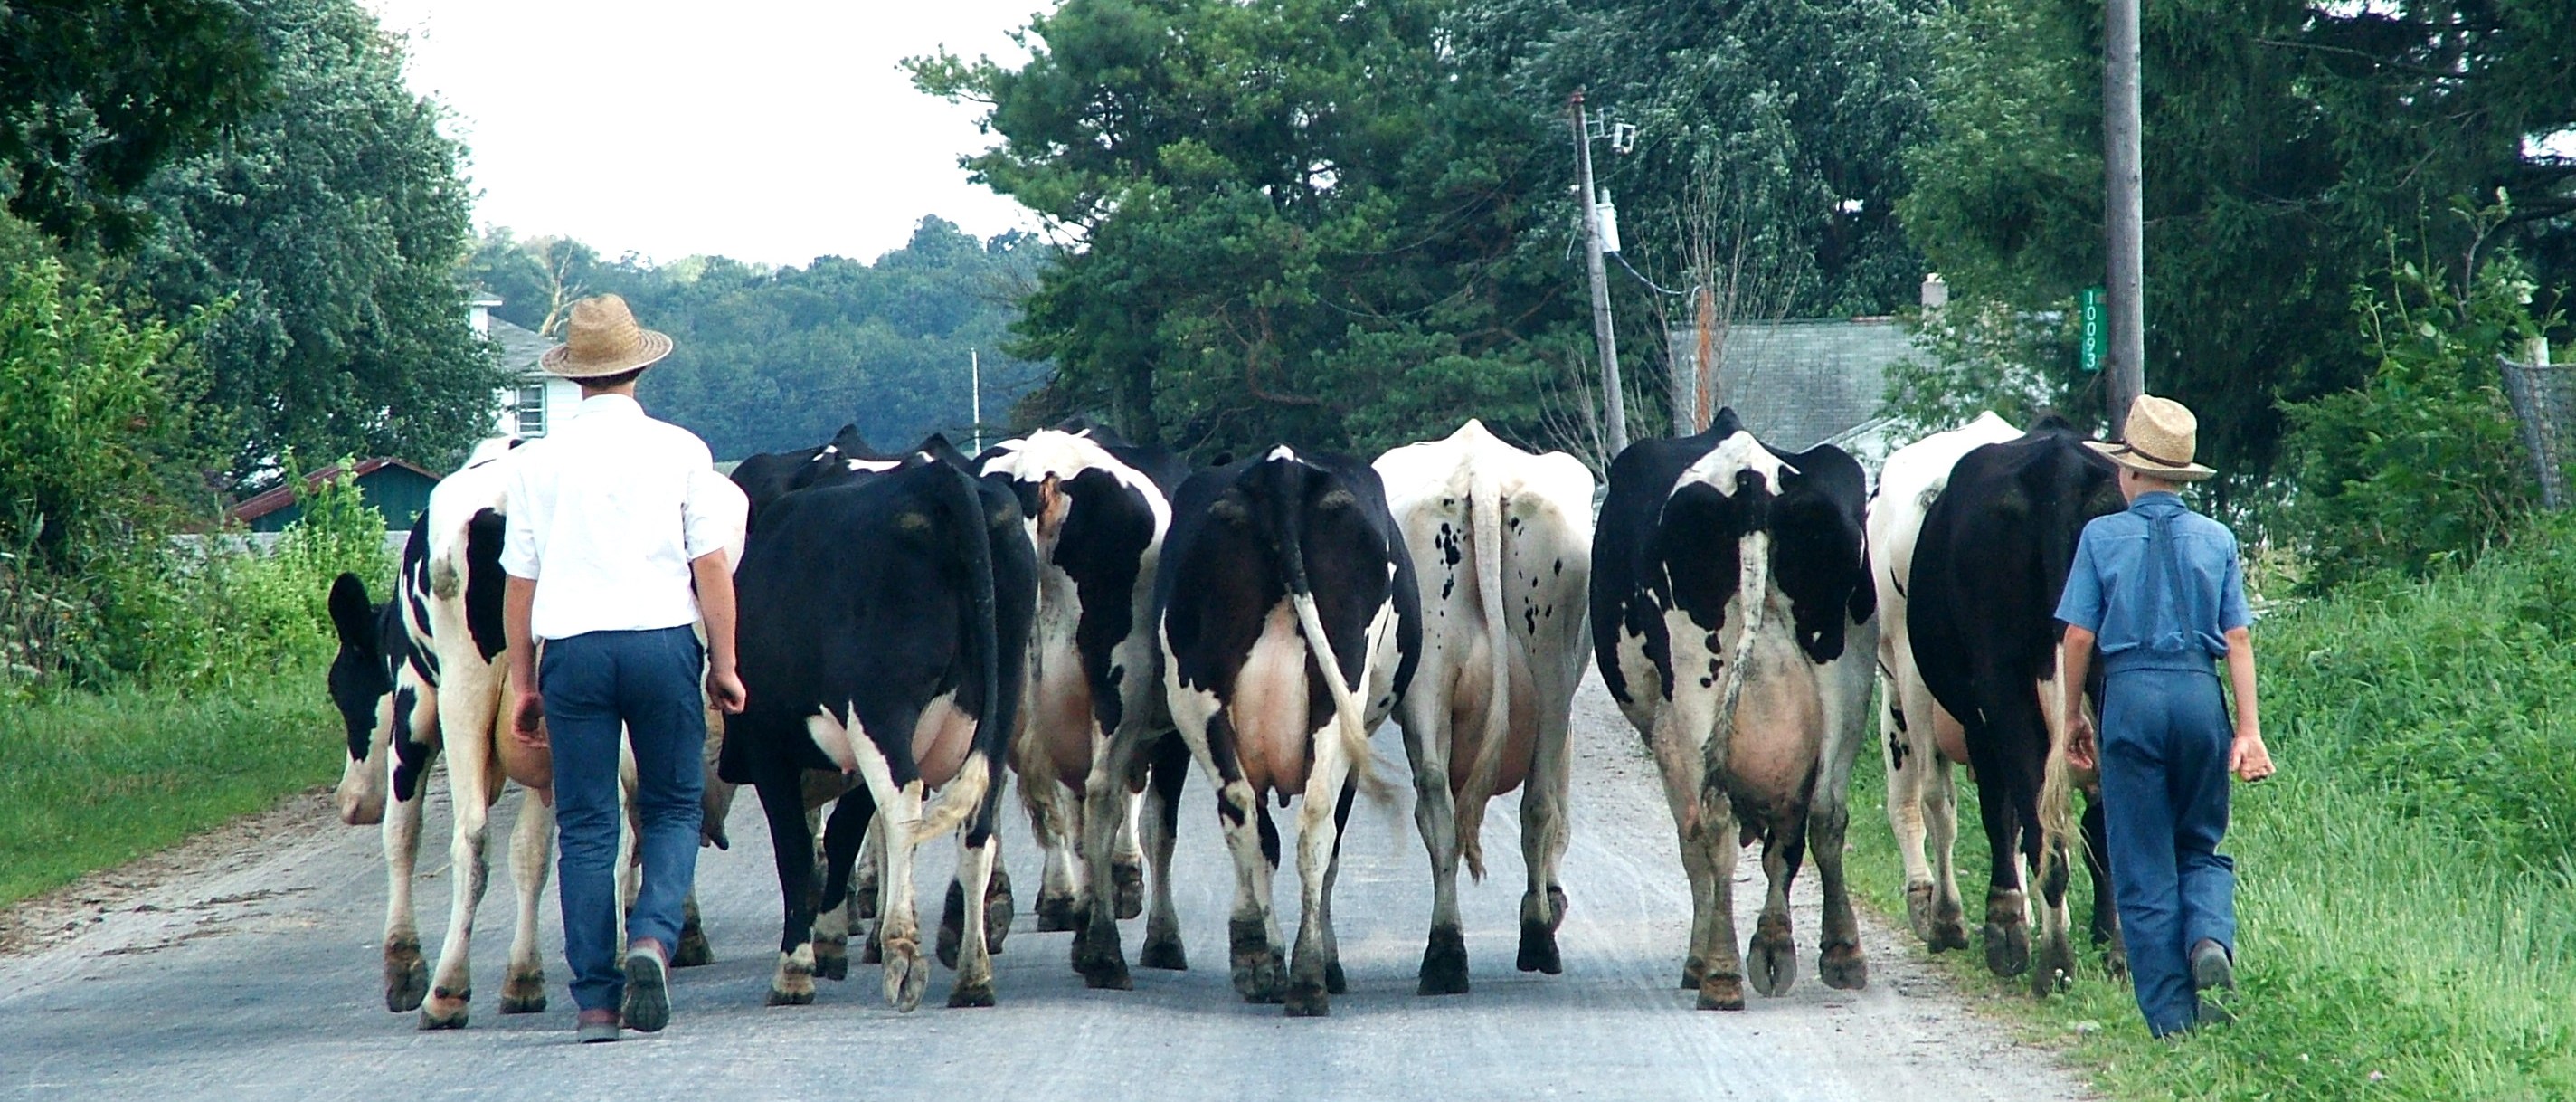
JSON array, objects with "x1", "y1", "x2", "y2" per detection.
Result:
[
  {"x1": 722, "y1": 440, "x2": 1039, "y2": 1012},
  {"x1": 731, "y1": 423, "x2": 897, "y2": 533},
  {"x1": 1590, "y1": 411, "x2": 1878, "y2": 1011},
  {"x1": 1156, "y1": 446, "x2": 1422, "y2": 1016},
  {"x1": 1908, "y1": 419, "x2": 2126, "y2": 996}
]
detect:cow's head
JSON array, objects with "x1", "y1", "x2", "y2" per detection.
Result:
[{"x1": 326, "y1": 572, "x2": 395, "y2": 825}]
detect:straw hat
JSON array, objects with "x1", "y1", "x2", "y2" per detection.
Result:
[
  {"x1": 2088, "y1": 394, "x2": 2215, "y2": 481},
  {"x1": 539, "y1": 294, "x2": 672, "y2": 379}
]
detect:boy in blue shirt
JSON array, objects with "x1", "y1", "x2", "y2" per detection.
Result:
[{"x1": 2055, "y1": 394, "x2": 2276, "y2": 1037}]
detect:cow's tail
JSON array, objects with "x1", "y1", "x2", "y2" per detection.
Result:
[
  {"x1": 1700, "y1": 527, "x2": 1771, "y2": 821},
  {"x1": 2036, "y1": 649, "x2": 2079, "y2": 890},
  {"x1": 917, "y1": 462, "x2": 1003, "y2": 841},
  {"x1": 1277, "y1": 489, "x2": 1389, "y2": 803},
  {"x1": 1454, "y1": 463, "x2": 1512, "y2": 881}
]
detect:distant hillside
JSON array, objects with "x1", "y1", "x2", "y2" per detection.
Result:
[{"x1": 470, "y1": 216, "x2": 1048, "y2": 460}]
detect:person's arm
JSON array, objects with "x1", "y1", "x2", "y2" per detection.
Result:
[
  {"x1": 692, "y1": 550, "x2": 746, "y2": 713},
  {"x1": 505, "y1": 575, "x2": 545, "y2": 746},
  {"x1": 2224, "y1": 625, "x2": 2271, "y2": 782},
  {"x1": 2060, "y1": 624, "x2": 2098, "y2": 770}
]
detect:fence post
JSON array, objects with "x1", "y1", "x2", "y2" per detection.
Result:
[{"x1": 2500, "y1": 356, "x2": 2566, "y2": 509}]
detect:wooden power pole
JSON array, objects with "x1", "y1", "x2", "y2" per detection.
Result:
[
  {"x1": 1572, "y1": 90, "x2": 1630, "y2": 459},
  {"x1": 2104, "y1": 0, "x2": 2145, "y2": 435}
]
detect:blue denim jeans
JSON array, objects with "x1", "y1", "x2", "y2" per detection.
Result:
[
  {"x1": 2099, "y1": 666, "x2": 2238, "y2": 1037},
  {"x1": 540, "y1": 626, "x2": 706, "y2": 1012}
]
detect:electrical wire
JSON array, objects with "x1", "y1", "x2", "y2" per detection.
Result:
[{"x1": 1612, "y1": 252, "x2": 1691, "y2": 297}]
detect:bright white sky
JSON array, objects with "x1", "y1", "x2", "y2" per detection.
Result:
[{"x1": 363, "y1": 0, "x2": 1049, "y2": 268}]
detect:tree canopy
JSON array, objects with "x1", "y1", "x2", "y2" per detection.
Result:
[
  {"x1": 469, "y1": 217, "x2": 1049, "y2": 461},
  {"x1": 1900, "y1": 0, "x2": 2576, "y2": 480}
]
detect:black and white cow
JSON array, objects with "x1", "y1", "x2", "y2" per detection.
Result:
[
  {"x1": 1863, "y1": 412, "x2": 2020, "y2": 953},
  {"x1": 1372, "y1": 420, "x2": 1595, "y2": 993},
  {"x1": 1908, "y1": 419, "x2": 2126, "y2": 995},
  {"x1": 321, "y1": 441, "x2": 558, "y2": 1029},
  {"x1": 722, "y1": 442, "x2": 1039, "y2": 1012},
  {"x1": 1157, "y1": 446, "x2": 1421, "y2": 1017},
  {"x1": 1590, "y1": 412, "x2": 1878, "y2": 1011},
  {"x1": 974, "y1": 424, "x2": 1197, "y2": 993},
  {"x1": 731, "y1": 423, "x2": 893, "y2": 534}
]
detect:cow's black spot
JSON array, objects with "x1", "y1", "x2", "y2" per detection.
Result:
[
  {"x1": 390, "y1": 687, "x2": 432, "y2": 802},
  {"x1": 462, "y1": 508, "x2": 508, "y2": 664}
]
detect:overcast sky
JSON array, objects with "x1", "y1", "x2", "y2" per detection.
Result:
[{"x1": 363, "y1": 0, "x2": 1049, "y2": 269}]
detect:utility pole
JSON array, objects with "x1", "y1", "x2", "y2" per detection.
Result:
[
  {"x1": 970, "y1": 347, "x2": 983, "y2": 453},
  {"x1": 2104, "y1": 0, "x2": 2145, "y2": 435},
  {"x1": 1572, "y1": 89, "x2": 1630, "y2": 459}
]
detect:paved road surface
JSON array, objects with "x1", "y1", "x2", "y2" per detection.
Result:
[{"x1": 0, "y1": 674, "x2": 2084, "y2": 1100}]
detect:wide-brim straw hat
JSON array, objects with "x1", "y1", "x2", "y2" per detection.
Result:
[
  {"x1": 539, "y1": 294, "x2": 672, "y2": 379},
  {"x1": 2087, "y1": 394, "x2": 2216, "y2": 481}
]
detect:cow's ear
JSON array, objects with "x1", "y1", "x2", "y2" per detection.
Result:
[{"x1": 328, "y1": 573, "x2": 375, "y2": 651}]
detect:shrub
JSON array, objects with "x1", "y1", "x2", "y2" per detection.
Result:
[{"x1": 2275, "y1": 214, "x2": 2553, "y2": 594}]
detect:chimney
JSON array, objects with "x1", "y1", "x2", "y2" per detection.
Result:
[
  {"x1": 1919, "y1": 272, "x2": 1948, "y2": 311},
  {"x1": 469, "y1": 293, "x2": 501, "y2": 337}
]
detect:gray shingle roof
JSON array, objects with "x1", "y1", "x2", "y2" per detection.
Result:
[
  {"x1": 1669, "y1": 318, "x2": 1917, "y2": 452},
  {"x1": 487, "y1": 318, "x2": 558, "y2": 379}
]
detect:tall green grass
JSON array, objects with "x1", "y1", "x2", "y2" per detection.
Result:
[
  {"x1": 1847, "y1": 518, "x2": 2576, "y2": 1100},
  {"x1": 0, "y1": 659, "x2": 341, "y2": 907}
]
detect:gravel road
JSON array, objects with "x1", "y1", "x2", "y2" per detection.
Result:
[{"x1": 0, "y1": 672, "x2": 2086, "y2": 1101}]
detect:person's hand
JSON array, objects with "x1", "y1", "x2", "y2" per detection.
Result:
[
  {"x1": 2231, "y1": 727, "x2": 2274, "y2": 783},
  {"x1": 511, "y1": 688, "x2": 547, "y2": 748},
  {"x1": 707, "y1": 665, "x2": 748, "y2": 715},
  {"x1": 2064, "y1": 710, "x2": 2098, "y2": 772}
]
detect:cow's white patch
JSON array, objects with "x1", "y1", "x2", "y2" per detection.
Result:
[
  {"x1": 1673, "y1": 430, "x2": 1794, "y2": 501},
  {"x1": 980, "y1": 430, "x2": 1174, "y2": 536},
  {"x1": 846, "y1": 458, "x2": 900, "y2": 473},
  {"x1": 1265, "y1": 444, "x2": 1302, "y2": 464}
]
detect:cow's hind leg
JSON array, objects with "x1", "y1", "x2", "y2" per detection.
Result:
[
  {"x1": 1400, "y1": 701, "x2": 1469, "y2": 995},
  {"x1": 1073, "y1": 726, "x2": 1144, "y2": 987},
  {"x1": 419, "y1": 698, "x2": 502, "y2": 1030},
  {"x1": 757, "y1": 771, "x2": 825, "y2": 1005},
  {"x1": 1518, "y1": 698, "x2": 1573, "y2": 975},
  {"x1": 673, "y1": 890, "x2": 712, "y2": 968},
  {"x1": 876, "y1": 780, "x2": 933, "y2": 1012},
  {"x1": 947, "y1": 822, "x2": 1001, "y2": 1008},
  {"x1": 1693, "y1": 791, "x2": 1749, "y2": 1011},
  {"x1": 938, "y1": 830, "x2": 1014, "y2": 967},
  {"x1": 499, "y1": 793, "x2": 554, "y2": 1013},
  {"x1": 1811, "y1": 781, "x2": 1869, "y2": 991},
  {"x1": 1973, "y1": 770, "x2": 2032, "y2": 978},
  {"x1": 1026, "y1": 771, "x2": 1083, "y2": 933},
  {"x1": 1138, "y1": 731, "x2": 1189, "y2": 971},
  {"x1": 1284, "y1": 748, "x2": 1355, "y2": 1017},
  {"x1": 1882, "y1": 679, "x2": 1938, "y2": 942},
  {"x1": 1111, "y1": 786, "x2": 1146, "y2": 920},
  {"x1": 2082, "y1": 792, "x2": 2125, "y2": 976},
  {"x1": 1923, "y1": 749, "x2": 1971, "y2": 951},
  {"x1": 813, "y1": 790, "x2": 873, "y2": 983},
  {"x1": 1746, "y1": 812, "x2": 1807, "y2": 998}
]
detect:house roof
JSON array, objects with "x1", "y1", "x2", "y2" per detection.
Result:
[
  {"x1": 1669, "y1": 317, "x2": 1918, "y2": 452},
  {"x1": 230, "y1": 457, "x2": 444, "y2": 523},
  {"x1": 488, "y1": 317, "x2": 560, "y2": 379}
]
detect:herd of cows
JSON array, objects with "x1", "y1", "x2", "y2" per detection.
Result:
[{"x1": 319, "y1": 408, "x2": 2136, "y2": 1025}]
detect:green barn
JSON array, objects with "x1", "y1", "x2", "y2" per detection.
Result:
[{"x1": 232, "y1": 458, "x2": 443, "y2": 533}]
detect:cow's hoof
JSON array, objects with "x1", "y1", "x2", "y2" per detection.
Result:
[
  {"x1": 853, "y1": 883, "x2": 879, "y2": 923},
  {"x1": 499, "y1": 970, "x2": 547, "y2": 1013},
  {"x1": 2102, "y1": 930, "x2": 2130, "y2": 980},
  {"x1": 1229, "y1": 918, "x2": 1285, "y2": 1003},
  {"x1": 672, "y1": 926, "x2": 715, "y2": 968},
  {"x1": 986, "y1": 867, "x2": 1015, "y2": 953},
  {"x1": 1283, "y1": 979, "x2": 1331, "y2": 1018},
  {"x1": 1680, "y1": 955, "x2": 1707, "y2": 991},
  {"x1": 1984, "y1": 919, "x2": 2031, "y2": 977},
  {"x1": 1932, "y1": 916, "x2": 1973, "y2": 953},
  {"x1": 1696, "y1": 974, "x2": 1747, "y2": 1012},
  {"x1": 767, "y1": 983, "x2": 815, "y2": 1007},
  {"x1": 946, "y1": 979, "x2": 996, "y2": 1009},
  {"x1": 383, "y1": 937, "x2": 428, "y2": 1013},
  {"x1": 771, "y1": 947, "x2": 817, "y2": 1005},
  {"x1": 1112, "y1": 859, "x2": 1145, "y2": 921},
  {"x1": 1419, "y1": 924, "x2": 1470, "y2": 995},
  {"x1": 1037, "y1": 891, "x2": 1080, "y2": 933},
  {"x1": 2032, "y1": 937, "x2": 2075, "y2": 999},
  {"x1": 1140, "y1": 932, "x2": 1188, "y2": 972},
  {"x1": 1516, "y1": 922, "x2": 1563, "y2": 974},
  {"x1": 1748, "y1": 921, "x2": 1797, "y2": 998},
  {"x1": 860, "y1": 931, "x2": 884, "y2": 965},
  {"x1": 814, "y1": 936, "x2": 849, "y2": 981},
  {"x1": 1821, "y1": 943, "x2": 1869, "y2": 991},
  {"x1": 417, "y1": 989, "x2": 469, "y2": 1031},
  {"x1": 1075, "y1": 927, "x2": 1134, "y2": 991},
  {"x1": 1325, "y1": 960, "x2": 1348, "y2": 995},
  {"x1": 884, "y1": 936, "x2": 928, "y2": 1013},
  {"x1": 1904, "y1": 882, "x2": 1938, "y2": 943}
]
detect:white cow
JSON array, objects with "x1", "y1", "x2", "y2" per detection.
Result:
[
  {"x1": 1373, "y1": 421, "x2": 1594, "y2": 993},
  {"x1": 1864, "y1": 412, "x2": 2019, "y2": 954}
]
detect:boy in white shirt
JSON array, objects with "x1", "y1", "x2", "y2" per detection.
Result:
[{"x1": 500, "y1": 295, "x2": 748, "y2": 1042}]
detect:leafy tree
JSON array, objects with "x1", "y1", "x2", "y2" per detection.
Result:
[
  {"x1": 912, "y1": 0, "x2": 1584, "y2": 457},
  {"x1": 0, "y1": 0, "x2": 269, "y2": 248},
  {"x1": 470, "y1": 217, "x2": 1052, "y2": 460},
  {"x1": 1900, "y1": 0, "x2": 2576, "y2": 482},
  {"x1": 1456, "y1": 0, "x2": 1939, "y2": 319},
  {"x1": 109, "y1": 0, "x2": 494, "y2": 485}
]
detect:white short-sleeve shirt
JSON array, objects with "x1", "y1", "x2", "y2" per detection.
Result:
[{"x1": 500, "y1": 394, "x2": 749, "y2": 641}]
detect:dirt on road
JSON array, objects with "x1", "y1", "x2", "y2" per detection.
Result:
[{"x1": 0, "y1": 673, "x2": 2088, "y2": 1101}]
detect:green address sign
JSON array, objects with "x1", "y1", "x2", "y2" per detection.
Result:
[{"x1": 2079, "y1": 286, "x2": 2106, "y2": 373}]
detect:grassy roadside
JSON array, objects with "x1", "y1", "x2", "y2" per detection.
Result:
[
  {"x1": 1844, "y1": 531, "x2": 2576, "y2": 1101},
  {"x1": 0, "y1": 657, "x2": 340, "y2": 908}
]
